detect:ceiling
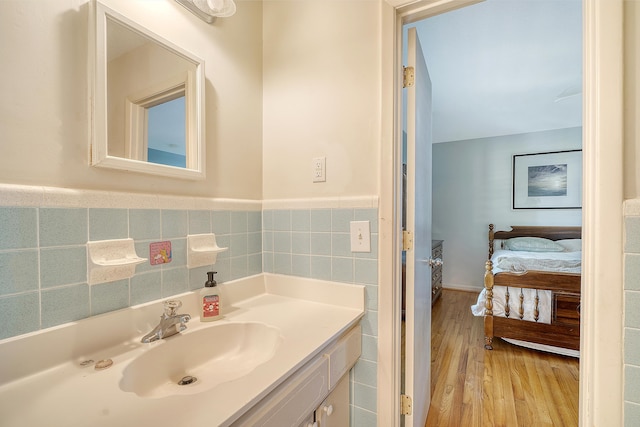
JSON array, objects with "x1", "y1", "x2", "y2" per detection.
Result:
[{"x1": 409, "y1": 0, "x2": 582, "y2": 144}]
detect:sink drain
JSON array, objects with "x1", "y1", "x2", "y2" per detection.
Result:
[{"x1": 178, "y1": 375, "x2": 197, "y2": 386}]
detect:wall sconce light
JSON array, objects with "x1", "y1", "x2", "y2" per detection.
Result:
[{"x1": 175, "y1": 0, "x2": 236, "y2": 23}]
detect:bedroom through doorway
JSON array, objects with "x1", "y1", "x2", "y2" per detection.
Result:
[{"x1": 399, "y1": 1, "x2": 583, "y2": 425}]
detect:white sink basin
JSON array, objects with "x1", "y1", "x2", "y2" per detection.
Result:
[{"x1": 119, "y1": 321, "x2": 282, "y2": 398}]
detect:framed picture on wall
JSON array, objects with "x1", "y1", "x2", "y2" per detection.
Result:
[{"x1": 512, "y1": 149, "x2": 582, "y2": 209}]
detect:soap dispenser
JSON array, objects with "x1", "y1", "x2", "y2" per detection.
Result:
[{"x1": 200, "y1": 271, "x2": 221, "y2": 322}]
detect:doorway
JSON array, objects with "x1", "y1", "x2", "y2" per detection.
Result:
[
  {"x1": 380, "y1": 1, "x2": 625, "y2": 426},
  {"x1": 402, "y1": 1, "x2": 583, "y2": 424}
]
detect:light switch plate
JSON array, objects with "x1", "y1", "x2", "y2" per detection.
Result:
[{"x1": 350, "y1": 221, "x2": 371, "y2": 252}]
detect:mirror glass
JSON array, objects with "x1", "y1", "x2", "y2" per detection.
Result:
[{"x1": 92, "y1": 2, "x2": 205, "y2": 179}]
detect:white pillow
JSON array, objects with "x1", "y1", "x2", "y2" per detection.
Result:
[
  {"x1": 556, "y1": 239, "x2": 582, "y2": 252},
  {"x1": 504, "y1": 237, "x2": 565, "y2": 252}
]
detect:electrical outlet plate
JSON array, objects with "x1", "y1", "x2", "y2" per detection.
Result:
[
  {"x1": 312, "y1": 156, "x2": 326, "y2": 182},
  {"x1": 350, "y1": 221, "x2": 371, "y2": 252}
]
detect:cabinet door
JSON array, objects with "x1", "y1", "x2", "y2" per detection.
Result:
[
  {"x1": 232, "y1": 357, "x2": 329, "y2": 427},
  {"x1": 297, "y1": 414, "x2": 315, "y2": 427},
  {"x1": 316, "y1": 375, "x2": 349, "y2": 427}
]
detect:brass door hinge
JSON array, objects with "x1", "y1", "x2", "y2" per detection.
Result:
[
  {"x1": 403, "y1": 230, "x2": 414, "y2": 251},
  {"x1": 401, "y1": 394, "x2": 413, "y2": 415},
  {"x1": 403, "y1": 66, "x2": 415, "y2": 88}
]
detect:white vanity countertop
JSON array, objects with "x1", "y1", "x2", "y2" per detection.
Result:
[{"x1": 0, "y1": 274, "x2": 364, "y2": 427}]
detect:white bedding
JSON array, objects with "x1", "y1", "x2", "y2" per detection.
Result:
[
  {"x1": 471, "y1": 249, "x2": 582, "y2": 323},
  {"x1": 502, "y1": 338, "x2": 579, "y2": 358},
  {"x1": 491, "y1": 249, "x2": 582, "y2": 274},
  {"x1": 470, "y1": 286, "x2": 552, "y2": 323}
]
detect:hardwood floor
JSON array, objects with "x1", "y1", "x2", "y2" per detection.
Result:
[{"x1": 425, "y1": 289, "x2": 580, "y2": 427}]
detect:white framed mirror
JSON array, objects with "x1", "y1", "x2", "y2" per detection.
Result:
[{"x1": 90, "y1": 1, "x2": 205, "y2": 180}]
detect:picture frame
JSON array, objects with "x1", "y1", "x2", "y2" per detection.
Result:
[{"x1": 512, "y1": 149, "x2": 582, "y2": 209}]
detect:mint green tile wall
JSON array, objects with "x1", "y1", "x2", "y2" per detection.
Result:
[
  {"x1": 0, "y1": 203, "x2": 377, "y2": 424},
  {"x1": 625, "y1": 216, "x2": 640, "y2": 427},
  {"x1": 0, "y1": 206, "x2": 261, "y2": 341},
  {"x1": 263, "y1": 207, "x2": 379, "y2": 427}
]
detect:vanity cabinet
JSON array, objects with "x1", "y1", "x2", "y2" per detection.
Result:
[
  {"x1": 232, "y1": 325, "x2": 361, "y2": 427},
  {"x1": 298, "y1": 375, "x2": 349, "y2": 427},
  {"x1": 432, "y1": 240, "x2": 443, "y2": 305},
  {"x1": 312, "y1": 374, "x2": 350, "y2": 427}
]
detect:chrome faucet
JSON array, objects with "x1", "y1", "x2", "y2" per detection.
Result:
[{"x1": 141, "y1": 300, "x2": 191, "y2": 343}]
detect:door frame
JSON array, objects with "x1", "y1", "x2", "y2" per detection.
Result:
[{"x1": 377, "y1": 1, "x2": 624, "y2": 426}]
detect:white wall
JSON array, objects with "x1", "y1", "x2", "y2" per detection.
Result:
[
  {"x1": 262, "y1": 0, "x2": 380, "y2": 200},
  {"x1": 432, "y1": 126, "x2": 582, "y2": 290},
  {"x1": 261, "y1": 2, "x2": 383, "y2": 424},
  {"x1": 0, "y1": 0, "x2": 263, "y2": 199}
]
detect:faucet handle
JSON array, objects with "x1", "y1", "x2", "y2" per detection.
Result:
[{"x1": 163, "y1": 299, "x2": 182, "y2": 316}]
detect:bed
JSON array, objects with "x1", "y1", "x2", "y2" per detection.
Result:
[{"x1": 471, "y1": 224, "x2": 582, "y2": 356}]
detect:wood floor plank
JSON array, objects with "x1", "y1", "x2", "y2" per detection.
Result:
[{"x1": 424, "y1": 289, "x2": 579, "y2": 427}]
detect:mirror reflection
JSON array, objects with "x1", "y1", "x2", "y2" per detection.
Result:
[
  {"x1": 106, "y1": 17, "x2": 191, "y2": 168},
  {"x1": 147, "y1": 97, "x2": 186, "y2": 168},
  {"x1": 92, "y1": 2, "x2": 205, "y2": 179}
]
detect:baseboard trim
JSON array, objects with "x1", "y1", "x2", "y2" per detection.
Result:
[{"x1": 442, "y1": 284, "x2": 482, "y2": 293}]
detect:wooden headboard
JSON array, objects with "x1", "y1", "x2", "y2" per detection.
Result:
[{"x1": 488, "y1": 223, "x2": 582, "y2": 259}]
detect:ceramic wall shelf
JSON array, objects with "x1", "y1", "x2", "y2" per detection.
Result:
[
  {"x1": 87, "y1": 238, "x2": 147, "y2": 285},
  {"x1": 187, "y1": 233, "x2": 228, "y2": 268}
]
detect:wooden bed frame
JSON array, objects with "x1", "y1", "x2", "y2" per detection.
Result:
[{"x1": 483, "y1": 224, "x2": 582, "y2": 351}]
